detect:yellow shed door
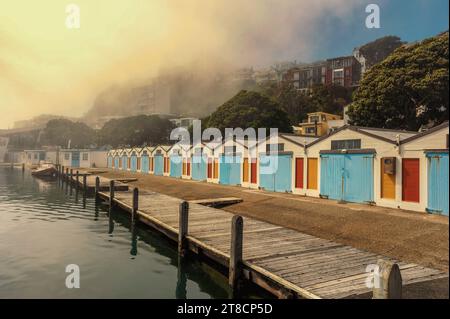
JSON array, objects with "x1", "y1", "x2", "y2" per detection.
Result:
[
  {"x1": 243, "y1": 158, "x2": 249, "y2": 182},
  {"x1": 381, "y1": 159, "x2": 396, "y2": 199},
  {"x1": 307, "y1": 158, "x2": 318, "y2": 190}
]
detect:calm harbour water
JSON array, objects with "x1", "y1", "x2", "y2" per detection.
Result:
[{"x1": 0, "y1": 168, "x2": 268, "y2": 299}]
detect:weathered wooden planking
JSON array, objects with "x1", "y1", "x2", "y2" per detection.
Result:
[
  {"x1": 98, "y1": 190, "x2": 448, "y2": 299},
  {"x1": 190, "y1": 197, "x2": 243, "y2": 207},
  {"x1": 68, "y1": 173, "x2": 129, "y2": 192}
]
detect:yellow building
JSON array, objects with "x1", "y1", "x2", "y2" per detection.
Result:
[{"x1": 294, "y1": 112, "x2": 343, "y2": 136}]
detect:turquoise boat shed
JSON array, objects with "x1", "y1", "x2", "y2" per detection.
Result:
[
  {"x1": 114, "y1": 153, "x2": 120, "y2": 169},
  {"x1": 140, "y1": 149, "x2": 150, "y2": 173},
  {"x1": 170, "y1": 154, "x2": 183, "y2": 178},
  {"x1": 259, "y1": 152, "x2": 292, "y2": 193},
  {"x1": 130, "y1": 150, "x2": 138, "y2": 172},
  {"x1": 320, "y1": 150, "x2": 374, "y2": 203},
  {"x1": 219, "y1": 153, "x2": 242, "y2": 186},
  {"x1": 426, "y1": 151, "x2": 449, "y2": 216}
]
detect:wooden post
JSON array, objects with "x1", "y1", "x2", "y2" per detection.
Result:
[
  {"x1": 95, "y1": 176, "x2": 100, "y2": 199},
  {"x1": 70, "y1": 169, "x2": 73, "y2": 184},
  {"x1": 132, "y1": 187, "x2": 139, "y2": 222},
  {"x1": 229, "y1": 215, "x2": 243, "y2": 289},
  {"x1": 61, "y1": 166, "x2": 64, "y2": 178},
  {"x1": 83, "y1": 174, "x2": 87, "y2": 193},
  {"x1": 65, "y1": 168, "x2": 69, "y2": 181},
  {"x1": 372, "y1": 259, "x2": 402, "y2": 299},
  {"x1": 22, "y1": 163, "x2": 25, "y2": 172},
  {"x1": 109, "y1": 180, "x2": 115, "y2": 210},
  {"x1": 75, "y1": 171, "x2": 79, "y2": 189},
  {"x1": 178, "y1": 201, "x2": 189, "y2": 256}
]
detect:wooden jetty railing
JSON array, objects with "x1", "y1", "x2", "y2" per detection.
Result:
[{"x1": 54, "y1": 165, "x2": 447, "y2": 299}]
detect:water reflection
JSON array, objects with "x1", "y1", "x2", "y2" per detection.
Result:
[{"x1": 0, "y1": 168, "x2": 270, "y2": 299}]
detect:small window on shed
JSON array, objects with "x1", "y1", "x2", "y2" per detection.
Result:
[
  {"x1": 224, "y1": 146, "x2": 236, "y2": 154},
  {"x1": 331, "y1": 139, "x2": 361, "y2": 150},
  {"x1": 64, "y1": 153, "x2": 70, "y2": 160},
  {"x1": 266, "y1": 143, "x2": 284, "y2": 152},
  {"x1": 82, "y1": 153, "x2": 89, "y2": 161}
]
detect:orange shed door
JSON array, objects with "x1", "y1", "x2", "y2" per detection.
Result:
[
  {"x1": 295, "y1": 158, "x2": 304, "y2": 189},
  {"x1": 307, "y1": 158, "x2": 318, "y2": 190},
  {"x1": 213, "y1": 159, "x2": 219, "y2": 178},
  {"x1": 381, "y1": 158, "x2": 396, "y2": 199},
  {"x1": 243, "y1": 158, "x2": 249, "y2": 182},
  {"x1": 402, "y1": 159, "x2": 420, "y2": 203}
]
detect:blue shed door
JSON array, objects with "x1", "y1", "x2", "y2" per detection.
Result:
[
  {"x1": 114, "y1": 156, "x2": 119, "y2": 169},
  {"x1": 219, "y1": 155, "x2": 241, "y2": 185},
  {"x1": 170, "y1": 155, "x2": 182, "y2": 178},
  {"x1": 72, "y1": 152, "x2": 80, "y2": 167},
  {"x1": 320, "y1": 153, "x2": 374, "y2": 203},
  {"x1": 259, "y1": 154, "x2": 275, "y2": 191},
  {"x1": 192, "y1": 155, "x2": 207, "y2": 181},
  {"x1": 122, "y1": 155, "x2": 127, "y2": 170},
  {"x1": 107, "y1": 156, "x2": 113, "y2": 168},
  {"x1": 259, "y1": 154, "x2": 292, "y2": 193},
  {"x1": 274, "y1": 154, "x2": 292, "y2": 192},
  {"x1": 130, "y1": 153, "x2": 137, "y2": 172},
  {"x1": 154, "y1": 155, "x2": 164, "y2": 176},
  {"x1": 141, "y1": 155, "x2": 149, "y2": 173},
  {"x1": 427, "y1": 153, "x2": 449, "y2": 216}
]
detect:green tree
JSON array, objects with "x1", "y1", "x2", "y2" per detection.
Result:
[
  {"x1": 273, "y1": 83, "x2": 315, "y2": 125},
  {"x1": 310, "y1": 84, "x2": 352, "y2": 115},
  {"x1": 205, "y1": 90, "x2": 293, "y2": 134},
  {"x1": 348, "y1": 32, "x2": 449, "y2": 130},
  {"x1": 98, "y1": 115, "x2": 175, "y2": 147},
  {"x1": 359, "y1": 35, "x2": 405, "y2": 68},
  {"x1": 42, "y1": 119, "x2": 96, "y2": 148}
]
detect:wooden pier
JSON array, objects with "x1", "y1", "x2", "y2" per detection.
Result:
[{"x1": 57, "y1": 166, "x2": 448, "y2": 299}]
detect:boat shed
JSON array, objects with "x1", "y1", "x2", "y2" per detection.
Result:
[
  {"x1": 60, "y1": 149, "x2": 108, "y2": 168},
  {"x1": 306, "y1": 125, "x2": 418, "y2": 205},
  {"x1": 400, "y1": 122, "x2": 449, "y2": 215}
]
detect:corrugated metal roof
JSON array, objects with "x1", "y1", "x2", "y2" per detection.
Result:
[
  {"x1": 356, "y1": 127, "x2": 418, "y2": 142},
  {"x1": 280, "y1": 134, "x2": 319, "y2": 145}
]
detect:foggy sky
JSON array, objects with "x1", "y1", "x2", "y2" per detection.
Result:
[{"x1": 0, "y1": 0, "x2": 364, "y2": 129}]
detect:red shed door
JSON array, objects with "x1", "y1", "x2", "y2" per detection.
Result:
[
  {"x1": 295, "y1": 158, "x2": 304, "y2": 189},
  {"x1": 250, "y1": 159, "x2": 257, "y2": 184},
  {"x1": 402, "y1": 159, "x2": 420, "y2": 203}
]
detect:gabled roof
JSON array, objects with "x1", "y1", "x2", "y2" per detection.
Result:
[
  {"x1": 354, "y1": 127, "x2": 417, "y2": 143},
  {"x1": 400, "y1": 121, "x2": 449, "y2": 145},
  {"x1": 280, "y1": 133, "x2": 319, "y2": 147},
  {"x1": 306, "y1": 125, "x2": 420, "y2": 148}
]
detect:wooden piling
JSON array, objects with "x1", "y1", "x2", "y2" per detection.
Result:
[
  {"x1": 178, "y1": 201, "x2": 189, "y2": 256},
  {"x1": 372, "y1": 259, "x2": 402, "y2": 299},
  {"x1": 132, "y1": 188, "x2": 139, "y2": 222},
  {"x1": 95, "y1": 177, "x2": 100, "y2": 198},
  {"x1": 22, "y1": 163, "x2": 25, "y2": 172},
  {"x1": 70, "y1": 169, "x2": 73, "y2": 184},
  {"x1": 75, "y1": 171, "x2": 79, "y2": 189},
  {"x1": 229, "y1": 215, "x2": 243, "y2": 289},
  {"x1": 83, "y1": 174, "x2": 87, "y2": 193},
  {"x1": 109, "y1": 180, "x2": 115, "y2": 210},
  {"x1": 65, "y1": 168, "x2": 69, "y2": 181}
]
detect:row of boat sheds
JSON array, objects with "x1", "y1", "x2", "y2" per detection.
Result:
[{"x1": 107, "y1": 122, "x2": 449, "y2": 216}]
